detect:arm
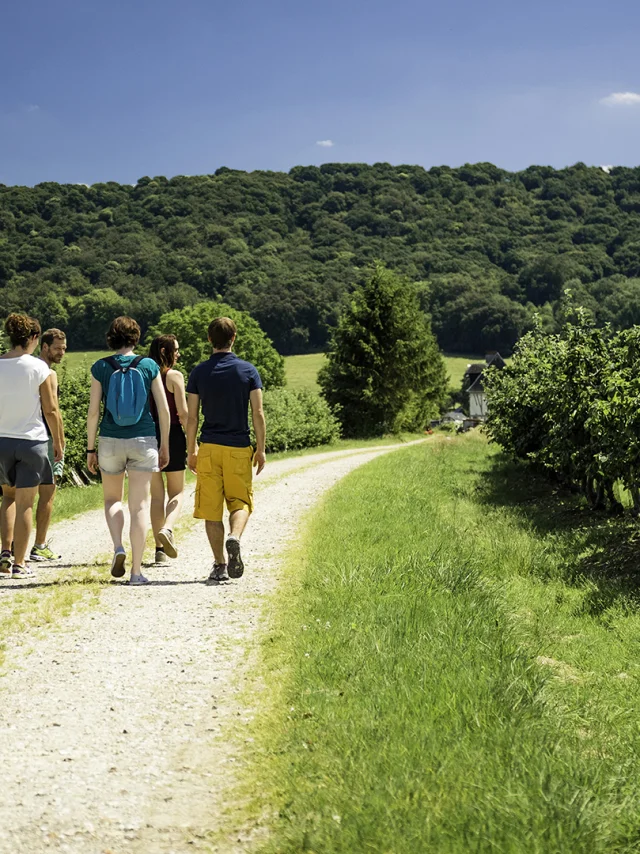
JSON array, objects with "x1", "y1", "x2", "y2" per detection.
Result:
[
  {"x1": 40, "y1": 374, "x2": 65, "y2": 462},
  {"x1": 151, "y1": 373, "x2": 171, "y2": 470},
  {"x1": 167, "y1": 369, "x2": 189, "y2": 431},
  {"x1": 250, "y1": 388, "x2": 266, "y2": 475},
  {"x1": 186, "y1": 393, "x2": 200, "y2": 474},
  {"x1": 86, "y1": 376, "x2": 103, "y2": 474}
]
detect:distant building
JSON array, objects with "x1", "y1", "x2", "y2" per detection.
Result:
[{"x1": 463, "y1": 352, "x2": 506, "y2": 422}]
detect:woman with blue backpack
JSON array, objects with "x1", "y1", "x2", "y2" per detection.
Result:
[{"x1": 87, "y1": 316, "x2": 170, "y2": 585}]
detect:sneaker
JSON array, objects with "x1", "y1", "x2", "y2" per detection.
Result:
[
  {"x1": 30, "y1": 542, "x2": 61, "y2": 561},
  {"x1": 208, "y1": 563, "x2": 229, "y2": 583},
  {"x1": 154, "y1": 548, "x2": 169, "y2": 565},
  {"x1": 11, "y1": 564, "x2": 34, "y2": 578},
  {"x1": 0, "y1": 551, "x2": 12, "y2": 578},
  {"x1": 226, "y1": 537, "x2": 244, "y2": 579},
  {"x1": 158, "y1": 528, "x2": 178, "y2": 559},
  {"x1": 129, "y1": 574, "x2": 150, "y2": 586},
  {"x1": 110, "y1": 548, "x2": 126, "y2": 578}
]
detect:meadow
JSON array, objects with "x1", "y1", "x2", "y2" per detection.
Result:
[
  {"x1": 284, "y1": 352, "x2": 482, "y2": 395},
  {"x1": 237, "y1": 433, "x2": 640, "y2": 853}
]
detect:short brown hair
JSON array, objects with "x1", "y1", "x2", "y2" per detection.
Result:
[
  {"x1": 106, "y1": 316, "x2": 141, "y2": 350},
  {"x1": 5, "y1": 313, "x2": 41, "y2": 348},
  {"x1": 149, "y1": 334, "x2": 178, "y2": 370},
  {"x1": 208, "y1": 316, "x2": 237, "y2": 350},
  {"x1": 41, "y1": 328, "x2": 66, "y2": 348}
]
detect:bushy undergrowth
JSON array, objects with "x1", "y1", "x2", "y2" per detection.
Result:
[
  {"x1": 242, "y1": 435, "x2": 640, "y2": 853},
  {"x1": 56, "y1": 366, "x2": 92, "y2": 485},
  {"x1": 485, "y1": 307, "x2": 640, "y2": 513},
  {"x1": 259, "y1": 388, "x2": 341, "y2": 453}
]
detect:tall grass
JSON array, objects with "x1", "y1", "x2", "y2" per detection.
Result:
[{"x1": 241, "y1": 433, "x2": 640, "y2": 853}]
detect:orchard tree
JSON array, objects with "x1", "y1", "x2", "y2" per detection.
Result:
[
  {"x1": 146, "y1": 300, "x2": 285, "y2": 388},
  {"x1": 319, "y1": 263, "x2": 447, "y2": 437}
]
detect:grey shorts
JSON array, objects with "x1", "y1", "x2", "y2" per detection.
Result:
[
  {"x1": 0, "y1": 438, "x2": 53, "y2": 489},
  {"x1": 41, "y1": 436, "x2": 64, "y2": 486},
  {"x1": 98, "y1": 437, "x2": 159, "y2": 475}
]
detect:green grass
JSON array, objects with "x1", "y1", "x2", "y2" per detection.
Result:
[
  {"x1": 284, "y1": 352, "x2": 488, "y2": 396},
  {"x1": 284, "y1": 353, "x2": 326, "y2": 392},
  {"x1": 62, "y1": 350, "x2": 111, "y2": 375},
  {"x1": 236, "y1": 433, "x2": 640, "y2": 853},
  {"x1": 443, "y1": 352, "x2": 482, "y2": 391}
]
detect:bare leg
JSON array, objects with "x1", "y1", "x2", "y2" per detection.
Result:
[
  {"x1": 150, "y1": 473, "x2": 166, "y2": 547},
  {"x1": 0, "y1": 487, "x2": 16, "y2": 553},
  {"x1": 13, "y1": 486, "x2": 39, "y2": 566},
  {"x1": 205, "y1": 521, "x2": 225, "y2": 564},
  {"x1": 229, "y1": 509, "x2": 250, "y2": 539},
  {"x1": 35, "y1": 484, "x2": 56, "y2": 545},
  {"x1": 128, "y1": 470, "x2": 153, "y2": 576},
  {"x1": 102, "y1": 473, "x2": 126, "y2": 552},
  {"x1": 164, "y1": 470, "x2": 185, "y2": 532}
]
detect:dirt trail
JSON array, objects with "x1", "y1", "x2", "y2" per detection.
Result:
[{"x1": 0, "y1": 442, "x2": 423, "y2": 854}]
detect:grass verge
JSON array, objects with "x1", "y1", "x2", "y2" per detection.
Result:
[{"x1": 236, "y1": 432, "x2": 640, "y2": 853}]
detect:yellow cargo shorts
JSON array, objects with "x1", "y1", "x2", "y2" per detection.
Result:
[{"x1": 194, "y1": 443, "x2": 254, "y2": 522}]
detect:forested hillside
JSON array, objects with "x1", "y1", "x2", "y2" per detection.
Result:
[{"x1": 2, "y1": 161, "x2": 640, "y2": 353}]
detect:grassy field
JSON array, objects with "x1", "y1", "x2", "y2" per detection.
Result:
[
  {"x1": 62, "y1": 350, "x2": 111, "y2": 376},
  {"x1": 284, "y1": 353, "x2": 325, "y2": 392},
  {"x1": 236, "y1": 433, "x2": 640, "y2": 852},
  {"x1": 284, "y1": 352, "x2": 485, "y2": 395}
]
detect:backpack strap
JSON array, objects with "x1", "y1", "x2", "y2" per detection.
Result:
[
  {"x1": 102, "y1": 356, "x2": 121, "y2": 372},
  {"x1": 130, "y1": 356, "x2": 144, "y2": 370}
]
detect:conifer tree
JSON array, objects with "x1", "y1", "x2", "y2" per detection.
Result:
[{"x1": 319, "y1": 264, "x2": 447, "y2": 436}]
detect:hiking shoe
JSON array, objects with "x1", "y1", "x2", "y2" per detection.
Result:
[
  {"x1": 110, "y1": 548, "x2": 126, "y2": 578},
  {"x1": 158, "y1": 528, "x2": 178, "y2": 559},
  {"x1": 226, "y1": 537, "x2": 244, "y2": 579},
  {"x1": 154, "y1": 548, "x2": 169, "y2": 565},
  {"x1": 0, "y1": 551, "x2": 12, "y2": 578},
  {"x1": 30, "y1": 542, "x2": 61, "y2": 561},
  {"x1": 11, "y1": 564, "x2": 34, "y2": 578},
  {"x1": 208, "y1": 563, "x2": 229, "y2": 583}
]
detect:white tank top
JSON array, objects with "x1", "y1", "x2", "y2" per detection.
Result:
[{"x1": 0, "y1": 355, "x2": 51, "y2": 441}]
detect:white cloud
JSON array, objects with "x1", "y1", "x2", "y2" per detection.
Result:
[
  {"x1": 601, "y1": 92, "x2": 640, "y2": 106},
  {"x1": 600, "y1": 165, "x2": 613, "y2": 173},
  {"x1": 316, "y1": 139, "x2": 334, "y2": 147},
  {"x1": 25, "y1": 104, "x2": 40, "y2": 112}
]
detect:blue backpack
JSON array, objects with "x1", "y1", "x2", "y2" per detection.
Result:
[{"x1": 102, "y1": 356, "x2": 148, "y2": 426}]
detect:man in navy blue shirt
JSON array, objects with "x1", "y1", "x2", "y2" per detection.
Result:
[{"x1": 186, "y1": 317, "x2": 266, "y2": 583}]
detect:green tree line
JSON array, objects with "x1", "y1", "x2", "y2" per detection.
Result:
[{"x1": 3, "y1": 162, "x2": 640, "y2": 353}]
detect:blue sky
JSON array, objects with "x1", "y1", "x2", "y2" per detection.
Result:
[{"x1": 2, "y1": 0, "x2": 640, "y2": 185}]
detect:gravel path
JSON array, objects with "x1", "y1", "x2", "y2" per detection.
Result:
[{"x1": 0, "y1": 442, "x2": 422, "y2": 854}]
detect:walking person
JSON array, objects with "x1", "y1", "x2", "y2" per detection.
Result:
[
  {"x1": 148, "y1": 334, "x2": 188, "y2": 564},
  {"x1": 86, "y1": 316, "x2": 170, "y2": 585},
  {"x1": 186, "y1": 317, "x2": 266, "y2": 583},
  {"x1": 30, "y1": 328, "x2": 68, "y2": 562},
  {"x1": 0, "y1": 314, "x2": 64, "y2": 578}
]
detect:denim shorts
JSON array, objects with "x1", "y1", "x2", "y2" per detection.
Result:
[{"x1": 98, "y1": 437, "x2": 159, "y2": 475}]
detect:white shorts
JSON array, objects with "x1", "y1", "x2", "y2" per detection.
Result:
[{"x1": 98, "y1": 437, "x2": 159, "y2": 475}]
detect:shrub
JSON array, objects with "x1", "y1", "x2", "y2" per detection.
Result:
[
  {"x1": 484, "y1": 308, "x2": 640, "y2": 514},
  {"x1": 146, "y1": 300, "x2": 285, "y2": 388},
  {"x1": 259, "y1": 388, "x2": 341, "y2": 453},
  {"x1": 56, "y1": 366, "x2": 92, "y2": 485}
]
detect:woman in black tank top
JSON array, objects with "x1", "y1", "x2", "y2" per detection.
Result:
[{"x1": 149, "y1": 335, "x2": 188, "y2": 565}]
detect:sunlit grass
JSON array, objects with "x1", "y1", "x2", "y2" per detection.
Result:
[{"x1": 235, "y1": 433, "x2": 640, "y2": 853}]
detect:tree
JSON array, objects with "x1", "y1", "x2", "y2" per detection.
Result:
[
  {"x1": 146, "y1": 300, "x2": 285, "y2": 388},
  {"x1": 319, "y1": 264, "x2": 447, "y2": 437}
]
